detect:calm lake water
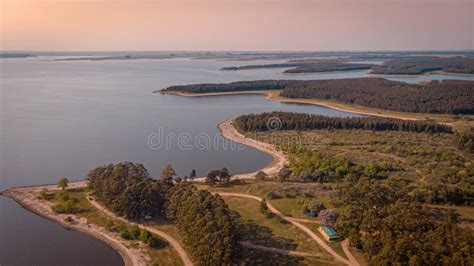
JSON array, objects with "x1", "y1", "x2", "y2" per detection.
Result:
[{"x1": 1, "y1": 56, "x2": 473, "y2": 265}]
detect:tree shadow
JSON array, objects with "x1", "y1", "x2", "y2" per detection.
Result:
[
  {"x1": 239, "y1": 246, "x2": 303, "y2": 265},
  {"x1": 237, "y1": 222, "x2": 298, "y2": 251}
]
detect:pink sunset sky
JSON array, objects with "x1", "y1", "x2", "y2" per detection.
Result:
[{"x1": 1, "y1": 0, "x2": 472, "y2": 51}]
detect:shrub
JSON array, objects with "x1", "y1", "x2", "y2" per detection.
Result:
[
  {"x1": 129, "y1": 225, "x2": 141, "y2": 240},
  {"x1": 120, "y1": 230, "x2": 131, "y2": 240},
  {"x1": 105, "y1": 220, "x2": 114, "y2": 232}
]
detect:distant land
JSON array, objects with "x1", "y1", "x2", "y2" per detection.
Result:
[{"x1": 0, "y1": 53, "x2": 35, "y2": 58}]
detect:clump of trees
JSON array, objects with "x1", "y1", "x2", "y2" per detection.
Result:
[
  {"x1": 303, "y1": 200, "x2": 325, "y2": 213},
  {"x1": 87, "y1": 162, "x2": 240, "y2": 263},
  {"x1": 87, "y1": 162, "x2": 165, "y2": 220},
  {"x1": 318, "y1": 209, "x2": 338, "y2": 226},
  {"x1": 206, "y1": 168, "x2": 231, "y2": 186},
  {"x1": 255, "y1": 171, "x2": 268, "y2": 181},
  {"x1": 235, "y1": 112, "x2": 453, "y2": 133},
  {"x1": 334, "y1": 178, "x2": 474, "y2": 264},
  {"x1": 165, "y1": 182, "x2": 239, "y2": 264}
]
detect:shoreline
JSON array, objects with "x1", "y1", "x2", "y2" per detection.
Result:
[
  {"x1": 192, "y1": 119, "x2": 288, "y2": 182},
  {"x1": 219, "y1": 119, "x2": 288, "y2": 179},
  {"x1": 1, "y1": 182, "x2": 146, "y2": 266},
  {"x1": 158, "y1": 90, "x2": 432, "y2": 121}
]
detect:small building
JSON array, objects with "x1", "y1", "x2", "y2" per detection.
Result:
[
  {"x1": 318, "y1": 225, "x2": 340, "y2": 241},
  {"x1": 305, "y1": 210, "x2": 317, "y2": 217}
]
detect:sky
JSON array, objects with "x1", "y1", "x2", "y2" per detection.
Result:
[{"x1": 0, "y1": 0, "x2": 473, "y2": 51}]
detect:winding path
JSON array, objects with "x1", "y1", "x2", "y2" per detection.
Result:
[
  {"x1": 217, "y1": 192, "x2": 359, "y2": 266},
  {"x1": 86, "y1": 196, "x2": 193, "y2": 266}
]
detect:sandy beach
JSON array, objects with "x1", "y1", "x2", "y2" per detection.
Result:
[{"x1": 193, "y1": 119, "x2": 288, "y2": 182}]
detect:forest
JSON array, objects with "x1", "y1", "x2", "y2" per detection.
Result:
[
  {"x1": 334, "y1": 177, "x2": 473, "y2": 265},
  {"x1": 165, "y1": 182, "x2": 238, "y2": 264},
  {"x1": 221, "y1": 56, "x2": 474, "y2": 75},
  {"x1": 370, "y1": 57, "x2": 474, "y2": 75},
  {"x1": 280, "y1": 78, "x2": 474, "y2": 114},
  {"x1": 86, "y1": 162, "x2": 239, "y2": 265},
  {"x1": 235, "y1": 111, "x2": 453, "y2": 133},
  {"x1": 163, "y1": 78, "x2": 474, "y2": 114},
  {"x1": 221, "y1": 60, "x2": 374, "y2": 73},
  {"x1": 237, "y1": 124, "x2": 474, "y2": 263},
  {"x1": 87, "y1": 162, "x2": 165, "y2": 220}
]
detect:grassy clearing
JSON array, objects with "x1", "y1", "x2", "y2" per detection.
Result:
[
  {"x1": 221, "y1": 195, "x2": 335, "y2": 264},
  {"x1": 197, "y1": 180, "x2": 336, "y2": 216},
  {"x1": 49, "y1": 188, "x2": 183, "y2": 266}
]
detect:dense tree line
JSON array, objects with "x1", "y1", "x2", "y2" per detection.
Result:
[
  {"x1": 165, "y1": 182, "x2": 238, "y2": 265},
  {"x1": 87, "y1": 162, "x2": 165, "y2": 220},
  {"x1": 370, "y1": 57, "x2": 474, "y2": 75},
  {"x1": 163, "y1": 78, "x2": 474, "y2": 114},
  {"x1": 235, "y1": 112, "x2": 453, "y2": 133},
  {"x1": 163, "y1": 80, "x2": 289, "y2": 94},
  {"x1": 221, "y1": 57, "x2": 474, "y2": 75},
  {"x1": 87, "y1": 162, "x2": 240, "y2": 264},
  {"x1": 221, "y1": 60, "x2": 374, "y2": 73},
  {"x1": 334, "y1": 178, "x2": 474, "y2": 265},
  {"x1": 280, "y1": 78, "x2": 474, "y2": 114}
]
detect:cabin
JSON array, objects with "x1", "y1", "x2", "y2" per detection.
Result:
[
  {"x1": 318, "y1": 225, "x2": 340, "y2": 241},
  {"x1": 305, "y1": 210, "x2": 317, "y2": 217}
]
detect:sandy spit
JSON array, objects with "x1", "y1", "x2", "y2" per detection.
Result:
[{"x1": 1, "y1": 182, "x2": 147, "y2": 266}]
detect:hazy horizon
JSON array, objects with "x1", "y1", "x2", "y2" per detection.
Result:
[{"x1": 1, "y1": 0, "x2": 472, "y2": 51}]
